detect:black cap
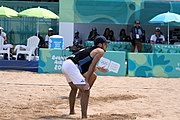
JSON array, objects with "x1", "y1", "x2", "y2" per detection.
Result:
[
  {"x1": 75, "y1": 30, "x2": 79, "y2": 34},
  {"x1": 94, "y1": 36, "x2": 110, "y2": 45}
]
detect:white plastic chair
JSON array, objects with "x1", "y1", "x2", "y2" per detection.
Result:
[
  {"x1": 15, "y1": 36, "x2": 40, "y2": 61},
  {"x1": 0, "y1": 36, "x2": 12, "y2": 60}
]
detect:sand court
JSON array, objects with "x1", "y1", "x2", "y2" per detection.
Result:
[{"x1": 0, "y1": 71, "x2": 180, "y2": 120}]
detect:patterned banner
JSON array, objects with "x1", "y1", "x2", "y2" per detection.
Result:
[
  {"x1": 85, "y1": 41, "x2": 152, "y2": 53},
  {"x1": 60, "y1": 0, "x2": 180, "y2": 25},
  {"x1": 38, "y1": 48, "x2": 72, "y2": 73},
  {"x1": 97, "y1": 51, "x2": 126, "y2": 76},
  {"x1": 153, "y1": 44, "x2": 180, "y2": 53},
  {"x1": 128, "y1": 53, "x2": 180, "y2": 78}
]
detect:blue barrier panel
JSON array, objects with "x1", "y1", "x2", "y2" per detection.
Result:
[
  {"x1": 128, "y1": 53, "x2": 180, "y2": 78},
  {"x1": 97, "y1": 51, "x2": 126, "y2": 76},
  {"x1": 153, "y1": 44, "x2": 180, "y2": 53},
  {"x1": 38, "y1": 48, "x2": 126, "y2": 76},
  {"x1": 85, "y1": 41, "x2": 152, "y2": 52},
  {"x1": 38, "y1": 48, "x2": 72, "y2": 73},
  {"x1": 0, "y1": 60, "x2": 38, "y2": 72}
]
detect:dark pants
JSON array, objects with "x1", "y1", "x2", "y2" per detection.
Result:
[{"x1": 131, "y1": 40, "x2": 142, "y2": 52}]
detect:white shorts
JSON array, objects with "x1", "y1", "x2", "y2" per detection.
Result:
[{"x1": 62, "y1": 59, "x2": 86, "y2": 85}]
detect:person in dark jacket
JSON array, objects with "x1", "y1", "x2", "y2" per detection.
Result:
[{"x1": 130, "y1": 20, "x2": 145, "y2": 52}]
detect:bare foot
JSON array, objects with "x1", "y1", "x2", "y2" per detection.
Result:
[
  {"x1": 82, "y1": 115, "x2": 87, "y2": 119},
  {"x1": 69, "y1": 112, "x2": 75, "y2": 115}
]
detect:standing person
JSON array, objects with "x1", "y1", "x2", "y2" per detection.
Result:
[
  {"x1": 150, "y1": 27, "x2": 165, "y2": 44},
  {"x1": 44, "y1": 28, "x2": 54, "y2": 48},
  {"x1": 62, "y1": 36, "x2": 109, "y2": 119},
  {"x1": 0, "y1": 27, "x2": 7, "y2": 44},
  {"x1": 130, "y1": 20, "x2": 145, "y2": 52}
]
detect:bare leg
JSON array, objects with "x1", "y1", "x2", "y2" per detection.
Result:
[
  {"x1": 80, "y1": 73, "x2": 97, "y2": 118},
  {"x1": 77, "y1": 73, "x2": 97, "y2": 98},
  {"x1": 81, "y1": 90, "x2": 90, "y2": 119},
  {"x1": 68, "y1": 82, "x2": 78, "y2": 114},
  {"x1": 88, "y1": 72, "x2": 97, "y2": 88}
]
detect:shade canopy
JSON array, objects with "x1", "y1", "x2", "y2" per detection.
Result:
[
  {"x1": 149, "y1": 11, "x2": 180, "y2": 23},
  {"x1": 18, "y1": 6, "x2": 59, "y2": 36},
  {"x1": 0, "y1": 6, "x2": 18, "y2": 17},
  {"x1": 18, "y1": 7, "x2": 59, "y2": 19},
  {"x1": 149, "y1": 11, "x2": 180, "y2": 44}
]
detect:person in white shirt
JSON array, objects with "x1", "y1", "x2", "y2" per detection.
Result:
[
  {"x1": 150, "y1": 27, "x2": 165, "y2": 44},
  {"x1": 44, "y1": 28, "x2": 53, "y2": 47},
  {"x1": 0, "y1": 27, "x2": 6, "y2": 44}
]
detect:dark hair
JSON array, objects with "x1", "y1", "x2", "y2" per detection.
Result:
[
  {"x1": 120, "y1": 29, "x2": 126, "y2": 36},
  {"x1": 104, "y1": 28, "x2": 110, "y2": 31},
  {"x1": 103, "y1": 28, "x2": 110, "y2": 37},
  {"x1": 109, "y1": 30, "x2": 114, "y2": 36}
]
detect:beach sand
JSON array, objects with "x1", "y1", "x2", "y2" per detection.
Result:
[{"x1": 0, "y1": 71, "x2": 180, "y2": 120}]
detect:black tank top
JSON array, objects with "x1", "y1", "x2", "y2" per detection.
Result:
[{"x1": 68, "y1": 46, "x2": 99, "y2": 74}]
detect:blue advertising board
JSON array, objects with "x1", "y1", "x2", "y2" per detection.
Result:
[
  {"x1": 128, "y1": 53, "x2": 180, "y2": 78},
  {"x1": 38, "y1": 49, "x2": 126, "y2": 76}
]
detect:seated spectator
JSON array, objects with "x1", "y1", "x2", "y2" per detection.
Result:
[
  {"x1": 150, "y1": 27, "x2": 165, "y2": 44},
  {"x1": 45, "y1": 28, "x2": 54, "y2": 48},
  {"x1": 103, "y1": 28, "x2": 110, "y2": 40},
  {"x1": 0, "y1": 27, "x2": 6, "y2": 44},
  {"x1": 73, "y1": 30, "x2": 83, "y2": 46},
  {"x1": 66, "y1": 31, "x2": 83, "y2": 53},
  {"x1": 108, "y1": 30, "x2": 115, "y2": 41},
  {"x1": 117, "y1": 28, "x2": 128, "y2": 42},
  {"x1": 88, "y1": 27, "x2": 99, "y2": 40}
]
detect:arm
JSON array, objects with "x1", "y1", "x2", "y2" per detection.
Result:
[
  {"x1": 85, "y1": 48, "x2": 104, "y2": 82},
  {"x1": 161, "y1": 35, "x2": 165, "y2": 44},
  {"x1": 95, "y1": 66, "x2": 108, "y2": 73},
  {"x1": 88, "y1": 31, "x2": 93, "y2": 40},
  {"x1": 130, "y1": 27, "x2": 134, "y2": 40},
  {"x1": 44, "y1": 35, "x2": 49, "y2": 47},
  {"x1": 130, "y1": 32, "x2": 133, "y2": 40},
  {"x1": 3, "y1": 37, "x2": 6, "y2": 44},
  {"x1": 150, "y1": 35, "x2": 155, "y2": 44},
  {"x1": 3, "y1": 32, "x2": 6, "y2": 44},
  {"x1": 45, "y1": 35, "x2": 48, "y2": 42}
]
